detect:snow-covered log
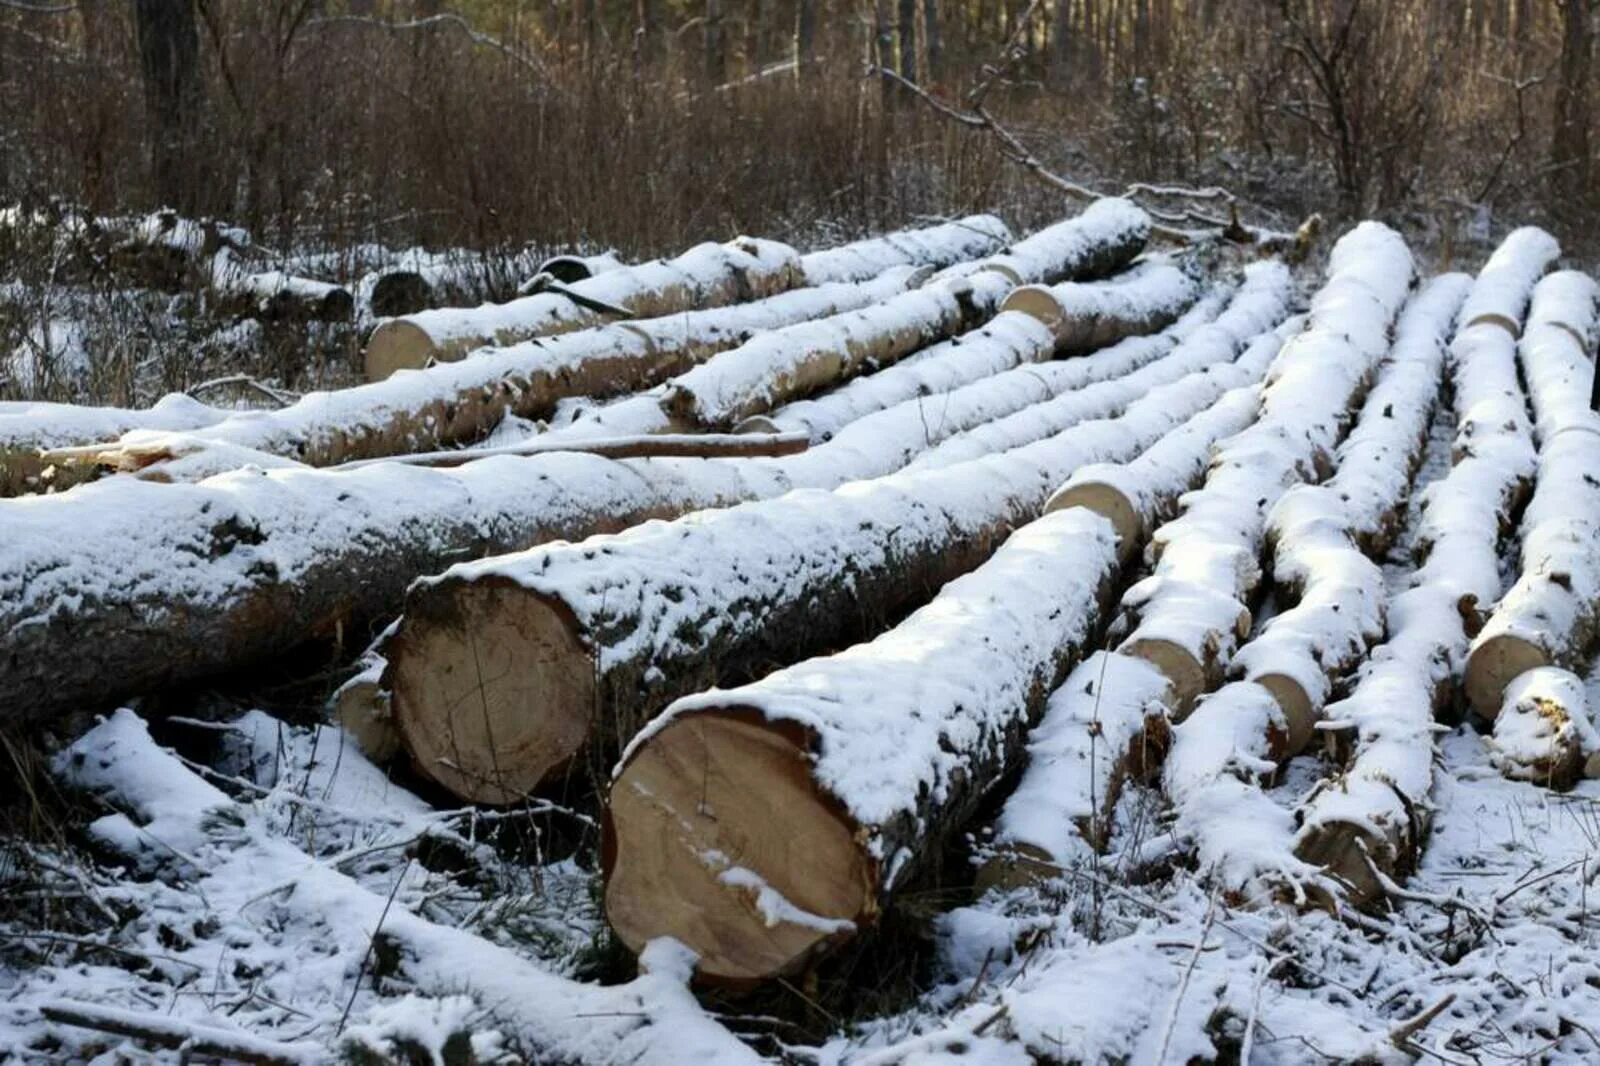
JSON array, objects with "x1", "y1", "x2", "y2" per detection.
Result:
[
  {"x1": 0, "y1": 394, "x2": 229, "y2": 494},
  {"x1": 932, "y1": 198, "x2": 1148, "y2": 286},
  {"x1": 1294, "y1": 241, "x2": 1549, "y2": 904},
  {"x1": 795, "y1": 215, "x2": 1012, "y2": 285},
  {"x1": 604, "y1": 507, "x2": 1123, "y2": 983},
  {"x1": 904, "y1": 263, "x2": 1290, "y2": 472},
  {"x1": 68, "y1": 270, "x2": 916, "y2": 480},
  {"x1": 383, "y1": 286, "x2": 1288, "y2": 804},
  {"x1": 363, "y1": 236, "x2": 801, "y2": 380},
  {"x1": 0, "y1": 288, "x2": 1279, "y2": 723},
  {"x1": 1489, "y1": 666, "x2": 1600, "y2": 788},
  {"x1": 1456, "y1": 227, "x2": 1562, "y2": 335},
  {"x1": 744, "y1": 286, "x2": 1233, "y2": 442},
  {"x1": 997, "y1": 262, "x2": 1200, "y2": 354},
  {"x1": 1115, "y1": 222, "x2": 1417, "y2": 714},
  {"x1": 1464, "y1": 271, "x2": 1600, "y2": 718},
  {"x1": 658, "y1": 210, "x2": 1161, "y2": 428},
  {"x1": 209, "y1": 249, "x2": 355, "y2": 323}
]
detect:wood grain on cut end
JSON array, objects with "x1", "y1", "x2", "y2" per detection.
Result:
[
  {"x1": 1122, "y1": 637, "x2": 1208, "y2": 719},
  {"x1": 388, "y1": 579, "x2": 596, "y2": 805},
  {"x1": 1254, "y1": 672, "x2": 1319, "y2": 758},
  {"x1": 364, "y1": 320, "x2": 447, "y2": 381},
  {"x1": 1046, "y1": 482, "x2": 1141, "y2": 561},
  {"x1": 1465, "y1": 634, "x2": 1550, "y2": 720},
  {"x1": 998, "y1": 285, "x2": 1068, "y2": 339},
  {"x1": 605, "y1": 711, "x2": 874, "y2": 984}
]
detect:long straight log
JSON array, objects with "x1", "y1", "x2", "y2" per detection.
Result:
[
  {"x1": 0, "y1": 275, "x2": 1266, "y2": 723},
  {"x1": 659, "y1": 203, "x2": 1156, "y2": 427},
  {"x1": 1464, "y1": 270, "x2": 1600, "y2": 717},
  {"x1": 0, "y1": 394, "x2": 229, "y2": 495},
  {"x1": 604, "y1": 506, "x2": 1124, "y2": 983},
  {"x1": 383, "y1": 277, "x2": 1289, "y2": 803},
  {"x1": 1295, "y1": 236, "x2": 1553, "y2": 905}
]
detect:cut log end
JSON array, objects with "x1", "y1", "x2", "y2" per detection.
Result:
[
  {"x1": 999, "y1": 284, "x2": 1070, "y2": 341},
  {"x1": 1253, "y1": 673, "x2": 1318, "y2": 758},
  {"x1": 364, "y1": 320, "x2": 443, "y2": 382},
  {"x1": 1046, "y1": 482, "x2": 1141, "y2": 561},
  {"x1": 1122, "y1": 637, "x2": 1208, "y2": 718},
  {"x1": 1464, "y1": 634, "x2": 1550, "y2": 720},
  {"x1": 1296, "y1": 819, "x2": 1391, "y2": 910},
  {"x1": 369, "y1": 271, "x2": 432, "y2": 318},
  {"x1": 605, "y1": 711, "x2": 874, "y2": 984},
  {"x1": 388, "y1": 580, "x2": 596, "y2": 805}
]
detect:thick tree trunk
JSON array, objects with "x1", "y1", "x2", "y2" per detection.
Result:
[
  {"x1": 1550, "y1": 0, "x2": 1595, "y2": 210},
  {"x1": 133, "y1": 0, "x2": 204, "y2": 212},
  {"x1": 384, "y1": 289, "x2": 1283, "y2": 804},
  {"x1": 898, "y1": 0, "x2": 918, "y2": 80},
  {"x1": 705, "y1": 0, "x2": 727, "y2": 83},
  {"x1": 795, "y1": 0, "x2": 818, "y2": 74},
  {"x1": 604, "y1": 506, "x2": 1123, "y2": 983},
  {"x1": 923, "y1": 0, "x2": 943, "y2": 78}
]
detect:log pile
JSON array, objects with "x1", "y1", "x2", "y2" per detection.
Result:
[{"x1": 379, "y1": 267, "x2": 1290, "y2": 803}]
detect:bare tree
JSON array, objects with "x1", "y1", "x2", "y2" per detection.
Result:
[{"x1": 133, "y1": 0, "x2": 203, "y2": 211}]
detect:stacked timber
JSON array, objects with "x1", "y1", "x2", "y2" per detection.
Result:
[
  {"x1": 379, "y1": 267, "x2": 1291, "y2": 803},
  {"x1": 1294, "y1": 228, "x2": 1557, "y2": 904},
  {"x1": 361, "y1": 215, "x2": 1018, "y2": 381},
  {"x1": 1464, "y1": 270, "x2": 1600, "y2": 720}
]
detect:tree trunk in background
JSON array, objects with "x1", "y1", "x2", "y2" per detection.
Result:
[
  {"x1": 795, "y1": 0, "x2": 818, "y2": 75},
  {"x1": 133, "y1": 0, "x2": 202, "y2": 213},
  {"x1": 750, "y1": 0, "x2": 772, "y2": 70},
  {"x1": 898, "y1": 0, "x2": 918, "y2": 80},
  {"x1": 1550, "y1": 0, "x2": 1595, "y2": 214},
  {"x1": 923, "y1": 0, "x2": 943, "y2": 79},
  {"x1": 1052, "y1": 0, "x2": 1072, "y2": 81},
  {"x1": 706, "y1": 0, "x2": 727, "y2": 83},
  {"x1": 875, "y1": 0, "x2": 894, "y2": 102},
  {"x1": 635, "y1": 0, "x2": 661, "y2": 66}
]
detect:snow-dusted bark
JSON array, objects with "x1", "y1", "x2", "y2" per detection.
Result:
[
  {"x1": 932, "y1": 197, "x2": 1148, "y2": 287},
  {"x1": 657, "y1": 212, "x2": 1161, "y2": 429},
  {"x1": 1294, "y1": 238, "x2": 1553, "y2": 904},
  {"x1": 1115, "y1": 222, "x2": 1417, "y2": 714},
  {"x1": 1489, "y1": 666, "x2": 1600, "y2": 788},
  {"x1": 360, "y1": 248, "x2": 605, "y2": 319},
  {"x1": 362, "y1": 236, "x2": 802, "y2": 380},
  {"x1": 906, "y1": 262, "x2": 1290, "y2": 472},
  {"x1": 384, "y1": 286, "x2": 1289, "y2": 804},
  {"x1": 997, "y1": 260, "x2": 1200, "y2": 353},
  {"x1": 795, "y1": 214, "x2": 1012, "y2": 285},
  {"x1": 1456, "y1": 226, "x2": 1562, "y2": 335},
  {"x1": 984, "y1": 379, "x2": 1278, "y2": 877},
  {"x1": 1464, "y1": 270, "x2": 1600, "y2": 718},
  {"x1": 208, "y1": 248, "x2": 354, "y2": 322},
  {"x1": 70, "y1": 270, "x2": 917, "y2": 480},
  {"x1": 605, "y1": 507, "x2": 1124, "y2": 982},
  {"x1": 750, "y1": 286, "x2": 1231, "y2": 443}
]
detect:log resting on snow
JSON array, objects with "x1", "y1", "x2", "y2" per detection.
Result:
[
  {"x1": 1489, "y1": 666, "x2": 1600, "y2": 788},
  {"x1": 209, "y1": 249, "x2": 354, "y2": 323},
  {"x1": 363, "y1": 236, "x2": 803, "y2": 381},
  {"x1": 362, "y1": 247, "x2": 557, "y2": 318},
  {"x1": 1116, "y1": 222, "x2": 1416, "y2": 716},
  {"x1": 1464, "y1": 271, "x2": 1600, "y2": 718},
  {"x1": 381, "y1": 275, "x2": 1289, "y2": 804},
  {"x1": 1294, "y1": 234, "x2": 1551, "y2": 905},
  {"x1": 659, "y1": 204, "x2": 1158, "y2": 428},
  {"x1": 604, "y1": 506, "x2": 1123, "y2": 983},
  {"x1": 0, "y1": 276, "x2": 1274, "y2": 724}
]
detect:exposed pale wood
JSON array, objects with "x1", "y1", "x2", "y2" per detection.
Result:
[
  {"x1": 1465, "y1": 633, "x2": 1552, "y2": 719},
  {"x1": 389, "y1": 579, "x2": 597, "y2": 804},
  {"x1": 604, "y1": 712, "x2": 873, "y2": 982}
]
